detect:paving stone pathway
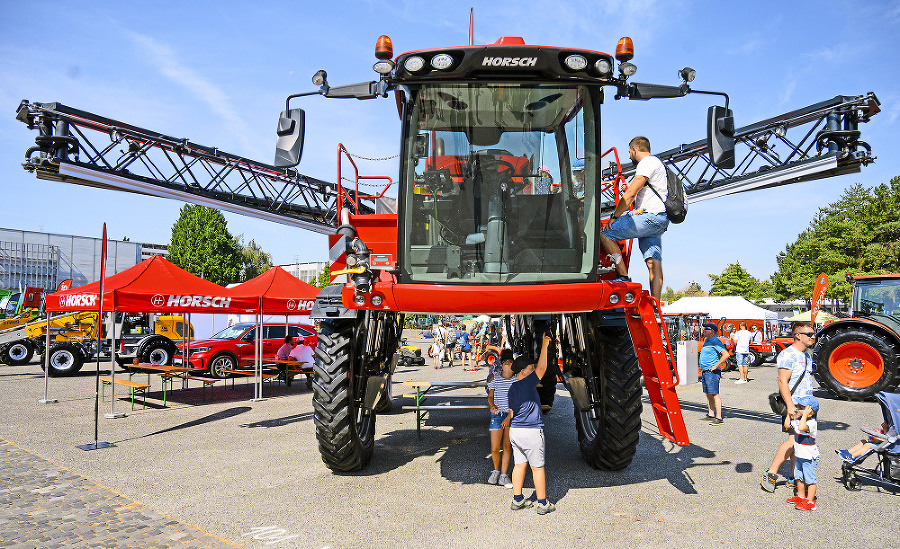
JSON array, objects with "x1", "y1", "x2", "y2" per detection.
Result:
[{"x1": 0, "y1": 438, "x2": 243, "y2": 549}]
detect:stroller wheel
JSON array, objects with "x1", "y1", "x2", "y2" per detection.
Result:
[{"x1": 847, "y1": 475, "x2": 862, "y2": 491}]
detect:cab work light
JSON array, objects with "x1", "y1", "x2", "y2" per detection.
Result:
[
  {"x1": 595, "y1": 58, "x2": 612, "y2": 76},
  {"x1": 564, "y1": 54, "x2": 588, "y2": 71},
  {"x1": 431, "y1": 54, "x2": 454, "y2": 70},
  {"x1": 404, "y1": 56, "x2": 425, "y2": 72}
]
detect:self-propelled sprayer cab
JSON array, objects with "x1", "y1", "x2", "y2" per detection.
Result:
[{"x1": 275, "y1": 34, "x2": 732, "y2": 313}]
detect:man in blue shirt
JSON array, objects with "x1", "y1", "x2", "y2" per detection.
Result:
[
  {"x1": 699, "y1": 323, "x2": 729, "y2": 425},
  {"x1": 504, "y1": 333, "x2": 554, "y2": 514}
]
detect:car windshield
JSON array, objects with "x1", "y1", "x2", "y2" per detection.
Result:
[
  {"x1": 401, "y1": 82, "x2": 597, "y2": 284},
  {"x1": 211, "y1": 323, "x2": 254, "y2": 340}
]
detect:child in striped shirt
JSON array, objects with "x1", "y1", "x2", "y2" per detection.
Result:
[{"x1": 487, "y1": 349, "x2": 516, "y2": 488}]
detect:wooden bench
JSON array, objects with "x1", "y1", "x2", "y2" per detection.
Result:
[
  {"x1": 401, "y1": 381, "x2": 489, "y2": 438},
  {"x1": 100, "y1": 376, "x2": 150, "y2": 411},
  {"x1": 222, "y1": 370, "x2": 277, "y2": 391},
  {"x1": 176, "y1": 374, "x2": 219, "y2": 400},
  {"x1": 401, "y1": 380, "x2": 548, "y2": 438}
]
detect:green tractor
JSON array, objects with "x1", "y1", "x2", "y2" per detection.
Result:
[{"x1": 813, "y1": 274, "x2": 900, "y2": 400}]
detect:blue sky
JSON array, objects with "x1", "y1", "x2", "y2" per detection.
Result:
[{"x1": 1, "y1": 0, "x2": 898, "y2": 293}]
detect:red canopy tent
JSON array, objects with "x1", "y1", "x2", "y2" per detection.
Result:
[
  {"x1": 227, "y1": 266, "x2": 320, "y2": 314},
  {"x1": 46, "y1": 255, "x2": 257, "y2": 313}
]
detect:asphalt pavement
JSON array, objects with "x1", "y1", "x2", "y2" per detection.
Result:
[{"x1": 1, "y1": 334, "x2": 897, "y2": 549}]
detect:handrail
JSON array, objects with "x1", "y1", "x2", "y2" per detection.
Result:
[{"x1": 337, "y1": 143, "x2": 394, "y2": 215}]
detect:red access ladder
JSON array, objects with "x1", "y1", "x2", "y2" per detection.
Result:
[{"x1": 625, "y1": 293, "x2": 690, "y2": 445}]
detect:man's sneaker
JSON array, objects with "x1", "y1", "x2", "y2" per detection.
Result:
[
  {"x1": 734, "y1": 379, "x2": 748, "y2": 384},
  {"x1": 498, "y1": 474, "x2": 513, "y2": 488},
  {"x1": 795, "y1": 499, "x2": 817, "y2": 511},
  {"x1": 760, "y1": 470, "x2": 778, "y2": 492},
  {"x1": 510, "y1": 497, "x2": 534, "y2": 510},
  {"x1": 487, "y1": 470, "x2": 500, "y2": 485},
  {"x1": 785, "y1": 477, "x2": 796, "y2": 489},
  {"x1": 536, "y1": 501, "x2": 556, "y2": 515},
  {"x1": 786, "y1": 495, "x2": 805, "y2": 505},
  {"x1": 699, "y1": 414, "x2": 716, "y2": 421},
  {"x1": 709, "y1": 417, "x2": 724, "y2": 426}
]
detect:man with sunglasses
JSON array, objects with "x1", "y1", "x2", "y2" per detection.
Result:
[{"x1": 761, "y1": 322, "x2": 817, "y2": 493}]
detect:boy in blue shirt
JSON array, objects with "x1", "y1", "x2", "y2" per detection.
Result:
[
  {"x1": 699, "y1": 323, "x2": 729, "y2": 425},
  {"x1": 505, "y1": 333, "x2": 554, "y2": 514}
]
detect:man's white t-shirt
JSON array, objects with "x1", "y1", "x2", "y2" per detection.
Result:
[
  {"x1": 289, "y1": 343, "x2": 314, "y2": 365},
  {"x1": 733, "y1": 329, "x2": 752, "y2": 353},
  {"x1": 633, "y1": 155, "x2": 667, "y2": 214}
]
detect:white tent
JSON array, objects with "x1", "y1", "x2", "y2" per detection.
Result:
[
  {"x1": 783, "y1": 310, "x2": 838, "y2": 323},
  {"x1": 662, "y1": 296, "x2": 778, "y2": 320}
]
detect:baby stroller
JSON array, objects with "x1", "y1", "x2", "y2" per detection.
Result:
[{"x1": 840, "y1": 391, "x2": 900, "y2": 491}]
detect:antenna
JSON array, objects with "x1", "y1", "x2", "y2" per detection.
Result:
[{"x1": 468, "y1": 8, "x2": 474, "y2": 45}]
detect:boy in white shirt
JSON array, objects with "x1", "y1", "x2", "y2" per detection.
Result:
[{"x1": 788, "y1": 396, "x2": 819, "y2": 511}]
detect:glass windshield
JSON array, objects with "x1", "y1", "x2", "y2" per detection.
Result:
[
  {"x1": 401, "y1": 83, "x2": 596, "y2": 284},
  {"x1": 211, "y1": 323, "x2": 253, "y2": 340},
  {"x1": 855, "y1": 279, "x2": 900, "y2": 316}
]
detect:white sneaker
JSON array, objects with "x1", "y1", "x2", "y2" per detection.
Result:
[
  {"x1": 498, "y1": 474, "x2": 513, "y2": 488},
  {"x1": 487, "y1": 470, "x2": 500, "y2": 485},
  {"x1": 734, "y1": 379, "x2": 748, "y2": 384}
]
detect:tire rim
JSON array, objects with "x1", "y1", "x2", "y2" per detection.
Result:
[
  {"x1": 828, "y1": 341, "x2": 884, "y2": 387},
  {"x1": 8, "y1": 344, "x2": 29, "y2": 361},
  {"x1": 212, "y1": 356, "x2": 234, "y2": 377},
  {"x1": 147, "y1": 348, "x2": 169, "y2": 365},
  {"x1": 53, "y1": 351, "x2": 75, "y2": 369}
]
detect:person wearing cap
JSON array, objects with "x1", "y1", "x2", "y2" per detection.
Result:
[
  {"x1": 504, "y1": 333, "x2": 555, "y2": 514},
  {"x1": 599, "y1": 136, "x2": 669, "y2": 300},
  {"x1": 699, "y1": 323, "x2": 729, "y2": 425},
  {"x1": 571, "y1": 159, "x2": 585, "y2": 198}
]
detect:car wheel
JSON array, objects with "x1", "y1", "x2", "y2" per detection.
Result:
[{"x1": 208, "y1": 354, "x2": 237, "y2": 379}]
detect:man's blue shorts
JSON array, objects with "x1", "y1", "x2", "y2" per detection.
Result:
[
  {"x1": 736, "y1": 352, "x2": 751, "y2": 367},
  {"x1": 794, "y1": 456, "x2": 819, "y2": 485},
  {"x1": 701, "y1": 369, "x2": 721, "y2": 394},
  {"x1": 602, "y1": 211, "x2": 669, "y2": 261}
]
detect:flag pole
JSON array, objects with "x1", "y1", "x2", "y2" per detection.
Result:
[{"x1": 78, "y1": 223, "x2": 115, "y2": 450}]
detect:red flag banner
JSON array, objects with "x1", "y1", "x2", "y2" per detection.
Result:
[
  {"x1": 56, "y1": 279, "x2": 73, "y2": 292},
  {"x1": 810, "y1": 273, "x2": 829, "y2": 325}
]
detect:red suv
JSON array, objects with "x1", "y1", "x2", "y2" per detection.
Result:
[{"x1": 175, "y1": 322, "x2": 317, "y2": 378}]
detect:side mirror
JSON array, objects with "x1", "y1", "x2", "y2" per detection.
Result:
[
  {"x1": 708, "y1": 105, "x2": 735, "y2": 169},
  {"x1": 274, "y1": 108, "x2": 305, "y2": 168}
]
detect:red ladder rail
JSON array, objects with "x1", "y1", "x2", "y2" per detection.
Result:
[{"x1": 625, "y1": 293, "x2": 690, "y2": 445}]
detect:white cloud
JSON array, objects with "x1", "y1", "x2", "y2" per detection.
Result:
[{"x1": 125, "y1": 31, "x2": 259, "y2": 156}]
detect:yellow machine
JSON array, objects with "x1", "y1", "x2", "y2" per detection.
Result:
[{"x1": 0, "y1": 311, "x2": 99, "y2": 374}]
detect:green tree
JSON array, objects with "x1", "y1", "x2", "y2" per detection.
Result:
[
  {"x1": 708, "y1": 262, "x2": 771, "y2": 302},
  {"x1": 168, "y1": 205, "x2": 241, "y2": 285},
  {"x1": 773, "y1": 176, "x2": 900, "y2": 302},
  {"x1": 234, "y1": 235, "x2": 272, "y2": 281},
  {"x1": 313, "y1": 264, "x2": 333, "y2": 288}
]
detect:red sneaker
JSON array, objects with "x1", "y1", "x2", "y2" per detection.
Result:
[
  {"x1": 786, "y1": 495, "x2": 804, "y2": 505},
  {"x1": 795, "y1": 499, "x2": 817, "y2": 511}
]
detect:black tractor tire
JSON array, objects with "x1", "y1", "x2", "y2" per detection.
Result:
[
  {"x1": 312, "y1": 318, "x2": 375, "y2": 472},
  {"x1": 813, "y1": 325, "x2": 900, "y2": 401},
  {"x1": 574, "y1": 324, "x2": 643, "y2": 471},
  {"x1": 208, "y1": 353, "x2": 237, "y2": 379},
  {"x1": 374, "y1": 372, "x2": 393, "y2": 414},
  {"x1": 2, "y1": 340, "x2": 35, "y2": 366},
  {"x1": 141, "y1": 341, "x2": 175, "y2": 365},
  {"x1": 44, "y1": 343, "x2": 85, "y2": 377}
]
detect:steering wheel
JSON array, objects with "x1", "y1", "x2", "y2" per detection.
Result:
[{"x1": 472, "y1": 156, "x2": 519, "y2": 191}]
